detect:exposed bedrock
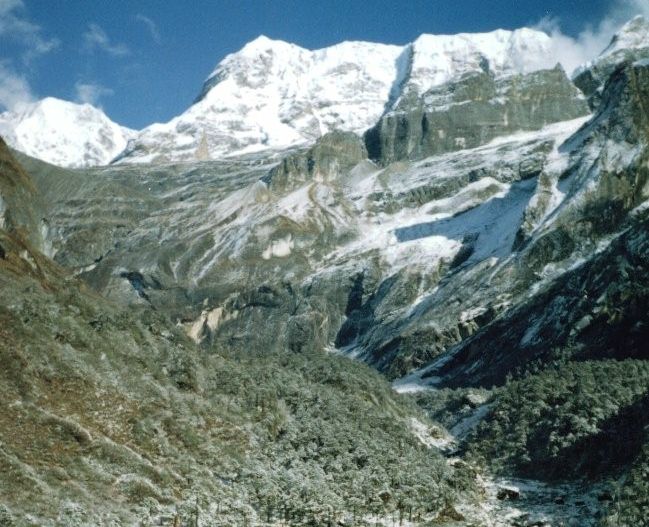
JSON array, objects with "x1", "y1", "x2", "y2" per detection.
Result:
[{"x1": 365, "y1": 66, "x2": 588, "y2": 165}]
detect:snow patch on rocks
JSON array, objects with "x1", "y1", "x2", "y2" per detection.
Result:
[{"x1": 262, "y1": 234, "x2": 294, "y2": 259}]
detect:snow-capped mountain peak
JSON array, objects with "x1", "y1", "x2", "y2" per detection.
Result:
[
  {"x1": 573, "y1": 15, "x2": 649, "y2": 108},
  {"x1": 238, "y1": 34, "x2": 295, "y2": 55},
  {"x1": 118, "y1": 26, "x2": 561, "y2": 164},
  {"x1": 602, "y1": 15, "x2": 649, "y2": 57},
  {"x1": 0, "y1": 97, "x2": 134, "y2": 168},
  {"x1": 4, "y1": 19, "x2": 647, "y2": 168},
  {"x1": 407, "y1": 28, "x2": 556, "y2": 95}
]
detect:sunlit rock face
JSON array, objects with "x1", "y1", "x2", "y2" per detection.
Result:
[{"x1": 365, "y1": 65, "x2": 589, "y2": 164}]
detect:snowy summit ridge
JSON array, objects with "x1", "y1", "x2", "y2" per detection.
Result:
[
  {"x1": 118, "y1": 27, "x2": 560, "y2": 164},
  {"x1": 573, "y1": 16, "x2": 649, "y2": 108},
  {"x1": 602, "y1": 15, "x2": 649, "y2": 58}
]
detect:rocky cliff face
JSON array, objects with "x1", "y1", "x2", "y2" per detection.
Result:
[
  {"x1": 574, "y1": 15, "x2": 649, "y2": 109},
  {"x1": 263, "y1": 131, "x2": 368, "y2": 192},
  {"x1": 366, "y1": 65, "x2": 589, "y2": 164},
  {"x1": 404, "y1": 58, "x2": 649, "y2": 389},
  {"x1": 382, "y1": 58, "x2": 649, "y2": 382}
]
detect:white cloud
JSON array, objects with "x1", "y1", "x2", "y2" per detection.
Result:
[
  {"x1": 135, "y1": 14, "x2": 161, "y2": 44},
  {"x1": 0, "y1": 0, "x2": 59, "y2": 63},
  {"x1": 74, "y1": 81, "x2": 114, "y2": 107},
  {"x1": 83, "y1": 23, "x2": 130, "y2": 57},
  {"x1": 0, "y1": 60, "x2": 33, "y2": 111},
  {"x1": 536, "y1": 0, "x2": 649, "y2": 75},
  {"x1": 0, "y1": 0, "x2": 22, "y2": 15}
]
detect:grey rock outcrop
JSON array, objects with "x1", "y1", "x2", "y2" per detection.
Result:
[
  {"x1": 262, "y1": 131, "x2": 368, "y2": 192},
  {"x1": 366, "y1": 65, "x2": 588, "y2": 164},
  {"x1": 573, "y1": 16, "x2": 649, "y2": 110}
]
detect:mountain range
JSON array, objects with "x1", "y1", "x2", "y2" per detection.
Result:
[
  {"x1": 3, "y1": 18, "x2": 648, "y2": 168},
  {"x1": 0, "y1": 24, "x2": 591, "y2": 167},
  {"x1": 2, "y1": 14, "x2": 649, "y2": 527}
]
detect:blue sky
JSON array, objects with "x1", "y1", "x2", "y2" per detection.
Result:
[{"x1": 0, "y1": 0, "x2": 645, "y2": 129}]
